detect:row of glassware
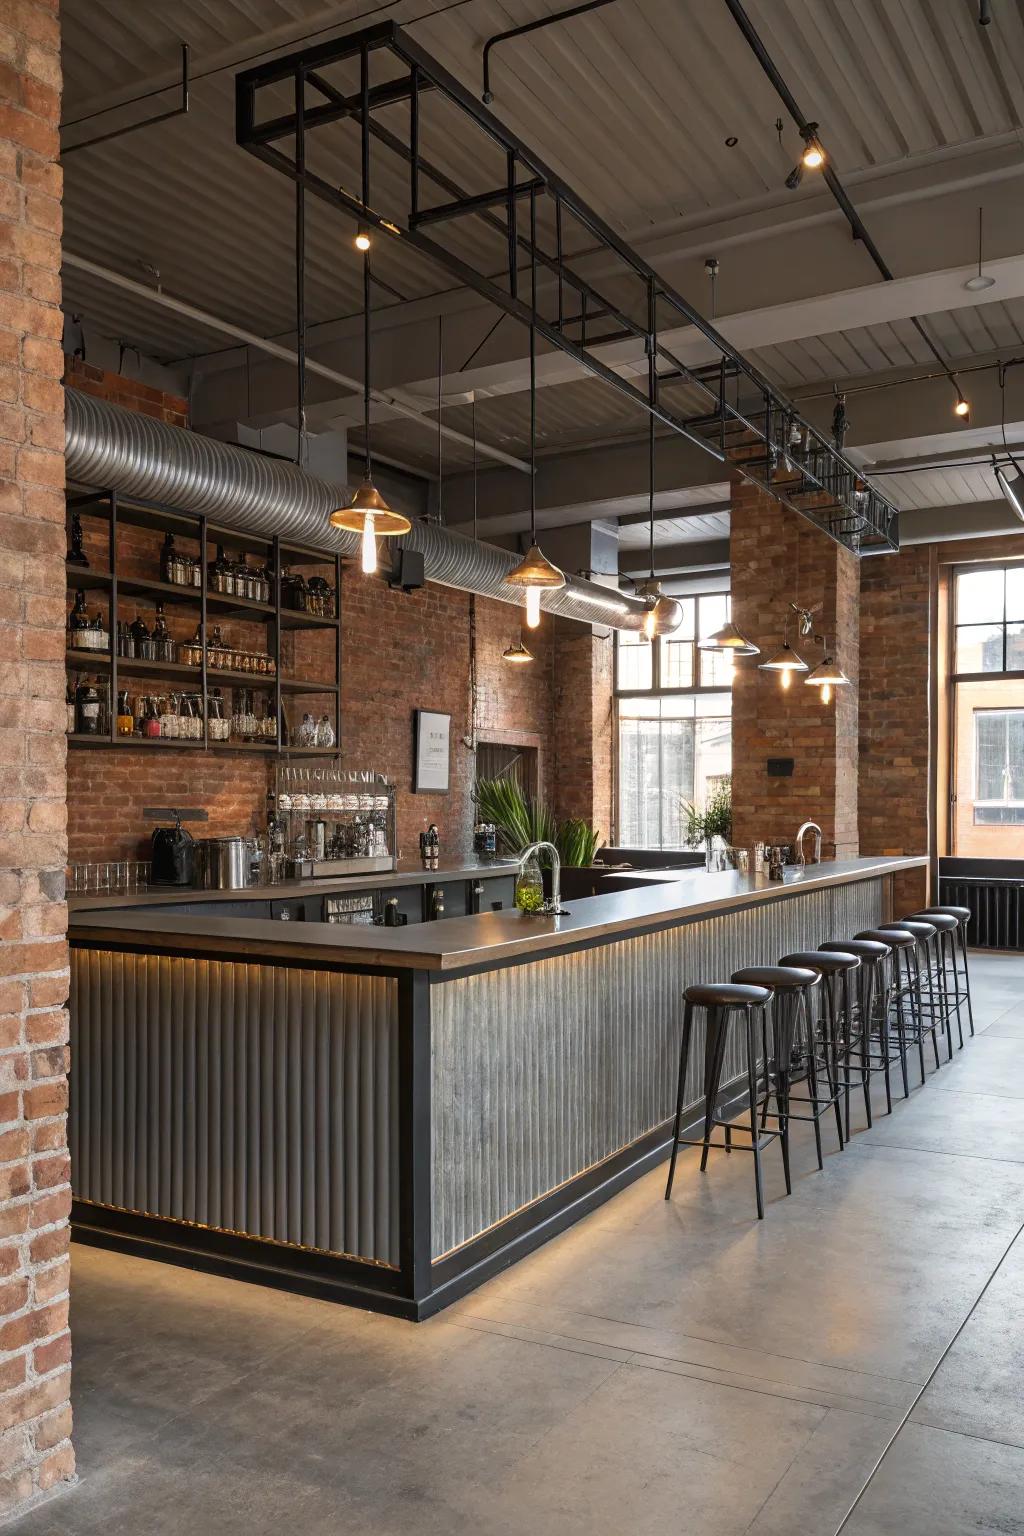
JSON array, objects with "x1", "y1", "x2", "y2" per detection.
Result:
[{"x1": 66, "y1": 860, "x2": 150, "y2": 896}]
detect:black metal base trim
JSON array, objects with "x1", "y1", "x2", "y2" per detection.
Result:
[
  {"x1": 418, "y1": 1122, "x2": 674, "y2": 1319},
  {"x1": 70, "y1": 1201, "x2": 417, "y2": 1317}
]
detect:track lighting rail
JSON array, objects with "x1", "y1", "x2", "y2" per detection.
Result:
[{"x1": 235, "y1": 21, "x2": 899, "y2": 555}]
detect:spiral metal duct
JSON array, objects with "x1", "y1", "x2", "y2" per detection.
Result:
[{"x1": 65, "y1": 389, "x2": 643, "y2": 629}]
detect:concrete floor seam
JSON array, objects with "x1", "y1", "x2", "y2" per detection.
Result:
[{"x1": 833, "y1": 1218, "x2": 1024, "y2": 1535}]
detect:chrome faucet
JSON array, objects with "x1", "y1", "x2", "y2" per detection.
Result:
[
  {"x1": 517, "y1": 841, "x2": 565, "y2": 915},
  {"x1": 795, "y1": 821, "x2": 823, "y2": 866}
]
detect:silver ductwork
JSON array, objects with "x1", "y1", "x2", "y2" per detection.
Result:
[{"x1": 64, "y1": 389, "x2": 643, "y2": 630}]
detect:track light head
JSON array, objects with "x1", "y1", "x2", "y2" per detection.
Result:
[
  {"x1": 785, "y1": 162, "x2": 803, "y2": 191},
  {"x1": 996, "y1": 459, "x2": 1024, "y2": 522}
]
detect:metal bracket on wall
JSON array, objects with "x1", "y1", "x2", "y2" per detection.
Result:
[{"x1": 234, "y1": 21, "x2": 899, "y2": 556}]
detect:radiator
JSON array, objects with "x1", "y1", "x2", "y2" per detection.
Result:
[{"x1": 940, "y1": 877, "x2": 1024, "y2": 950}]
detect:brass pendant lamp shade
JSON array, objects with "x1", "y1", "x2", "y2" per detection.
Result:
[
  {"x1": 698, "y1": 619, "x2": 760, "y2": 657},
  {"x1": 328, "y1": 254, "x2": 411, "y2": 564},
  {"x1": 502, "y1": 638, "x2": 534, "y2": 663},
  {"x1": 758, "y1": 640, "x2": 808, "y2": 674},
  {"x1": 805, "y1": 654, "x2": 850, "y2": 688},
  {"x1": 635, "y1": 407, "x2": 682, "y2": 641},
  {"x1": 329, "y1": 478, "x2": 411, "y2": 535},
  {"x1": 506, "y1": 192, "x2": 564, "y2": 628}
]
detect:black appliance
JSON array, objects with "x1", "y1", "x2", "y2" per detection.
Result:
[{"x1": 147, "y1": 807, "x2": 204, "y2": 887}]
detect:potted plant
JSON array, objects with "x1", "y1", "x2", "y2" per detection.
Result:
[{"x1": 682, "y1": 778, "x2": 733, "y2": 871}]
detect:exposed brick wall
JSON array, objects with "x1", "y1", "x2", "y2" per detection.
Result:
[
  {"x1": 63, "y1": 356, "x2": 187, "y2": 426},
  {"x1": 340, "y1": 579, "x2": 555, "y2": 862},
  {"x1": 551, "y1": 619, "x2": 614, "y2": 842},
  {"x1": 0, "y1": 1, "x2": 76, "y2": 1515},
  {"x1": 730, "y1": 479, "x2": 860, "y2": 858},
  {"x1": 859, "y1": 544, "x2": 931, "y2": 909}
]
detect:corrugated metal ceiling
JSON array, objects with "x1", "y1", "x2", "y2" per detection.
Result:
[{"x1": 58, "y1": 0, "x2": 1024, "y2": 481}]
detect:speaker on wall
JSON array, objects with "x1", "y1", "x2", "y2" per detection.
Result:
[{"x1": 389, "y1": 547, "x2": 425, "y2": 592}]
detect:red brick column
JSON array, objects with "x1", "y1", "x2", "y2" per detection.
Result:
[
  {"x1": 730, "y1": 480, "x2": 860, "y2": 858},
  {"x1": 0, "y1": 0, "x2": 75, "y2": 1516},
  {"x1": 860, "y1": 545, "x2": 931, "y2": 909},
  {"x1": 551, "y1": 620, "x2": 613, "y2": 844}
]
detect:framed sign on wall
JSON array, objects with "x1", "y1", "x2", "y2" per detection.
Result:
[{"x1": 414, "y1": 709, "x2": 451, "y2": 793}]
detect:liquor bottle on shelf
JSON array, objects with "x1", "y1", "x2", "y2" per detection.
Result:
[
  {"x1": 67, "y1": 590, "x2": 90, "y2": 649},
  {"x1": 74, "y1": 676, "x2": 103, "y2": 735},
  {"x1": 65, "y1": 682, "x2": 76, "y2": 735},
  {"x1": 91, "y1": 609, "x2": 110, "y2": 653},
  {"x1": 152, "y1": 604, "x2": 175, "y2": 662},
  {"x1": 130, "y1": 612, "x2": 153, "y2": 661},
  {"x1": 209, "y1": 545, "x2": 231, "y2": 595},
  {"x1": 160, "y1": 532, "x2": 180, "y2": 585},
  {"x1": 66, "y1": 511, "x2": 89, "y2": 568}
]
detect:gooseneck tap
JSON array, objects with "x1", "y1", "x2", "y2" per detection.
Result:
[
  {"x1": 795, "y1": 821, "x2": 823, "y2": 866},
  {"x1": 517, "y1": 840, "x2": 565, "y2": 915}
]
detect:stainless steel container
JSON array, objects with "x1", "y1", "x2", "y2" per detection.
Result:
[{"x1": 198, "y1": 836, "x2": 248, "y2": 890}]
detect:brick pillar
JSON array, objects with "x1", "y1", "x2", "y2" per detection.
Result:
[
  {"x1": 0, "y1": 1, "x2": 75, "y2": 1518},
  {"x1": 551, "y1": 619, "x2": 613, "y2": 845},
  {"x1": 860, "y1": 545, "x2": 931, "y2": 909},
  {"x1": 730, "y1": 480, "x2": 860, "y2": 858}
]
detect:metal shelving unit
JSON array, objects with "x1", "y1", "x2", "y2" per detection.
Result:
[{"x1": 66, "y1": 487, "x2": 343, "y2": 755}]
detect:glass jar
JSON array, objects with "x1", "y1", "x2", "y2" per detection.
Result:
[
  {"x1": 515, "y1": 854, "x2": 545, "y2": 914},
  {"x1": 75, "y1": 676, "x2": 103, "y2": 735},
  {"x1": 141, "y1": 695, "x2": 161, "y2": 739},
  {"x1": 116, "y1": 689, "x2": 134, "y2": 737},
  {"x1": 207, "y1": 690, "x2": 230, "y2": 741},
  {"x1": 152, "y1": 604, "x2": 175, "y2": 662}
]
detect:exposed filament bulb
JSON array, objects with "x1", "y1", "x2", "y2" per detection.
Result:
[
  {"x1": 525, "y1": 587, "x2": 541, "y2": 629},
  {"x1": 360, "y1": 513, "x2": 377, "y2": 575}
]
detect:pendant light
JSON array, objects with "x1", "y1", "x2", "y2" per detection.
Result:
[
  {"x1": 635, "y1": 410, "x2": 683, "y2": 641},
  {"x1": 758, "y1": 639, "x2": 808, "y2": 690},
  {"x1": 505, "y1": 191, "x2": 564, "y2": 628},
  {"x1": 698, "y1": 618, "x2": 760, "y2": 656},
  {"x1": 805, "y1": 651, "x2": 850, "y2": 706},
  {"x1": 503, "y1": 636, "x2": 534, "y2": 663},
  {"x1": 329, "y1": 252, "x2": 411, "y2": 569}
]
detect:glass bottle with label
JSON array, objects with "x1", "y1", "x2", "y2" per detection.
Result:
[
  {"x1": 67, "y1": 590, "x2": 90, "y2": 649},
  {"x1": 75, "y1": 676, "x2": 102, "y2": 735},
  {"x1": 66, "y1": 682, "x2": 76, "y2": 735},
  {"x1": 209, "y1": 545, "x2": 231, "y2": 594},
  {"x1": 152, "y1": 603, "x2": 174, "y2": 662}
]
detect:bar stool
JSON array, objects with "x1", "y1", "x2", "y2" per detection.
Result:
[
  {"x1": 875, "y1": 920, "x2": 944, "y2": 1082},
  {"x1": 856, "y1": 928, "x2": 916, "y2": 1096},
  {"x1": 906, "y1": 911, "x2": 964, "y2": 1053},
  {"x1": 820, "y1": 937, "x2": 897, "y2": 1130},
  {"x1": 779, "y1": 951, "x2": 857, "y2": 1154},
  {"x1": 664, "y1": 981, "x2": 777, "y2": 1219},
  {"x1": 731, "y1": 964, "x2": 824, "y2": 1188},
  {"x1": 920, "y1": 904, "x2": 975, "y2": 1039}
]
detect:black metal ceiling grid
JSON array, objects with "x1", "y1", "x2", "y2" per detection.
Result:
[{"x1": 235, "y1": 20, "x2": 899, "y2": 554}]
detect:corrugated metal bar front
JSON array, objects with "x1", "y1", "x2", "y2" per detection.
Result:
[
  {"x1": 430, "y1": 879, "x2": 883, "y2": 1257},
  {"x1": 71, "y1": 950, "x2": 400, "y2": 1265}
]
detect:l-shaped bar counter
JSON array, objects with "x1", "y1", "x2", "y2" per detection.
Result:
[{"x1": 68, "y1": 854, "x2": 925, "y2": 1319}]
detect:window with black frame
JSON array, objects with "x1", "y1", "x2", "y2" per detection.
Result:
[
  {"x1": 951, "y1": 564, "x2": 1024, "y2": 852},
  {"x1": 616, "y1": 593, "x2": 732, "y2": 850}
]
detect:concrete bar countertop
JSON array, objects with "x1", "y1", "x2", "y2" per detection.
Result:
[
  {"x1": 70, "y1": 854, "x2": 926, "y2": 973},
  {"x1": 67, "y1": 859, "x2": 519, "y2": 913}
]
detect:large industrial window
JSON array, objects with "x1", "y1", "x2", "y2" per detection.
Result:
[
  {"x1": 951, "y1": 563, "x2": 1024, "y2": 854},
  {"x1": 615, "y1": 593, "x2": 732, "y2": 850}
]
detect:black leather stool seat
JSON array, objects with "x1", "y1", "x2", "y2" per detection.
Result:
[
  {"x1": 880, "y1": 919, "x2": 936, "y2": 941},
  {"x1": 821, "y1": 938, "x2": 889, "y2": 960},
  {"x1": 732, "y1": 965, "x2": 818, "y2": 990},
  {"x1": 858, "y1": 927, "x2": 915, "y2": 948},
  {"x1": 684, "y1": 982, "x2": 772, "y2": 1008},
  {"x1": 922, "y1": 904, "x2": 970, "y2": 922},
  {"x1": 780, "y1": 949, "x2": 861, "y2": 974},
  {"x1": 905, "y1": 910, "x2": 958, "y2": 932}
]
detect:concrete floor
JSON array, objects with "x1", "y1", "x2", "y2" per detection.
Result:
[{"x1": 11, "y1": 951, "x2": 1024, "y2": 1536}]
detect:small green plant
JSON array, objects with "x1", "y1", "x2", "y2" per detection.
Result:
[
  {"x1": 682, "y1": 778, "x2": 732, "y2": 846},
  {"x1": 473, "y1": 776, "x2": 602, "y2": 867}
]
